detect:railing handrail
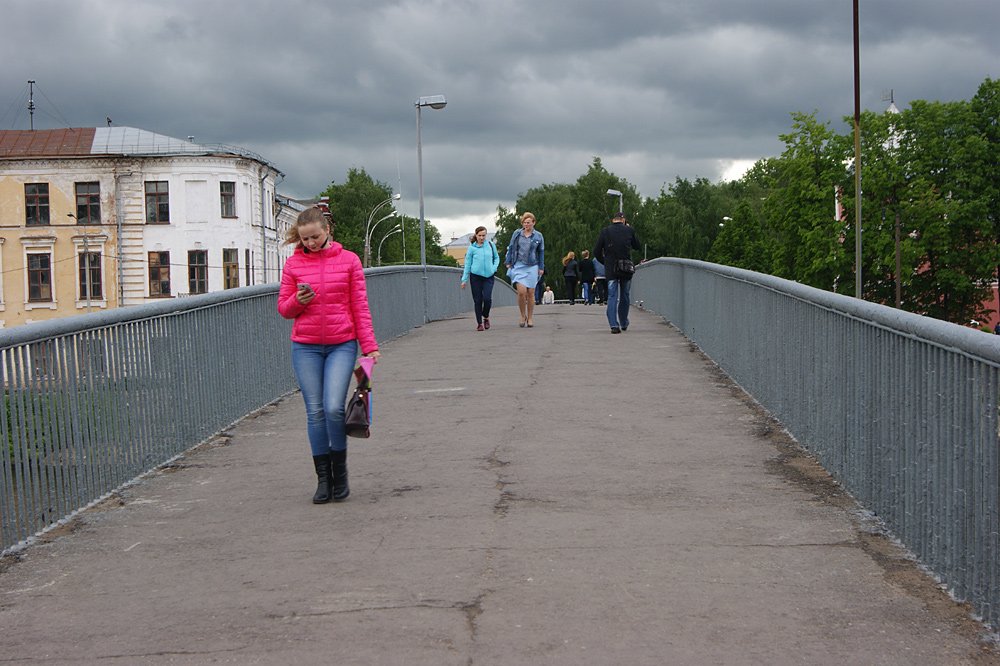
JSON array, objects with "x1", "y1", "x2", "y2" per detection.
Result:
[{"x1": 639, "y1": 257, "x2": 1000, "y2": 365}]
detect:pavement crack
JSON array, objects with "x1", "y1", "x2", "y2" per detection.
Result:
[
  {"x1": 462, "y1": 591, "x2": 486, "y2": 647},
  {"x1": 486, "y1": 446, "x2": 513, "y2": 518}
]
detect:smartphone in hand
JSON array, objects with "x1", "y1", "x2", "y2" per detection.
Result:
[{"x1": 297, "y1": 282, "x2": 312, "y2": 294}]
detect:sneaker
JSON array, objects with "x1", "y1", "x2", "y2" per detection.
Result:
[
  {"x1": 476, "y1": 324, "x2": 485, "y2": 331},
  {"x1": 611, "y1": 326, "x2": 621, "y2": 334},
  {"x1": 483, "y1": 318, "x2": 491, "y2": 330},
  {"x1": 621, "y1": 326, "x2": 628, "y2": 332}
]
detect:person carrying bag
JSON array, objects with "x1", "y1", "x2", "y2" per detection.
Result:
[{"x1": 592, "y1": 212, "x2": 640, "y2": 334}]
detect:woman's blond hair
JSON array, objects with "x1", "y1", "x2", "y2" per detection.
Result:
[
  {"x1": 520, "y1": 211, "x2": 536, "y2": 223},
  {"x1": 284, "y1": 206, "x2": 331, "y2": 248},
  {"x1": 562, "y1": 251, "x2": 576, "y2": 266}
]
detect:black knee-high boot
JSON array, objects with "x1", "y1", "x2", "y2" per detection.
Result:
[
  {"x1": 312, "y1": 454, "x2": 332, "y2": 504},
  {"x1": 331, "y1": 449, "x2": 349, "y2": 501}
]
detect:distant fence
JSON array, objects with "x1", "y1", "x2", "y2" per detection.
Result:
[
  {"x1": 0, "y1": 266, "x2": 514, "y2": 555},
  {"x1": 632, "y1": 258, "x2": 1000, "y2": 630}
]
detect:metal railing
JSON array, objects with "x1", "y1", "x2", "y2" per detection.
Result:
[
  {"x1": 0, "y1": 267, "x2": 515, "y2": 555},
  {"x1": 632, "y1": 258, "x2": 1000, "y2": 629}
]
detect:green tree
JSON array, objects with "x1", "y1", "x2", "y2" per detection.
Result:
[
  {"x1": 765, "y1": 112, "x2": 850, "y2": 290},
  {"x1": 969, "y1": 78, "x2": 1000, "y2": 316},
  {"x1": 708, "y1": 200, "x2": 771, "y2": 272},
  {"x1": 322, "y1": 168, "x2": 454, "y2": 267},
  {"x1": 893, "y1": 98, "x2": 996, "y2": 322},
  {"x1": 323, "y1": 168, "x2": 394, "y2": 259}
]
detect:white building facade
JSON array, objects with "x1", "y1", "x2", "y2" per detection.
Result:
[{"x1": 0, "y1": 127, "x2": 294, "y2": 327}]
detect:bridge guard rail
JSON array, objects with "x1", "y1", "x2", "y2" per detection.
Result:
[{"x1": 0, "y1": 267, "x2": 515, "y2": 556}]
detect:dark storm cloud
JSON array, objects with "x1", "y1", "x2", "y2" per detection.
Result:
[{"x1": 3, "y1": 0, "x2": 998, "y2": 235}]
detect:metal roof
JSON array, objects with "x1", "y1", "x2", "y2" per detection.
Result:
[
  {"x1": 89, "y1": 127, "x2": 204, "y2": 155},
  {"x1": 445, "y1": 231, "x2": 496, "y2": 248},
  {"x1": 0, "y1": 127, "x2": 282, "y2": 174}
]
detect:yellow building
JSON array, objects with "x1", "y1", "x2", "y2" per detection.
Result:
[{"x1": 443, "y1": 231, "x2": 496, "y2": 267}]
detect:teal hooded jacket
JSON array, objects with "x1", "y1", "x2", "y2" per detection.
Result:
[{"x1": 461, "y1": 240, "x2": 500, "y2": 283}]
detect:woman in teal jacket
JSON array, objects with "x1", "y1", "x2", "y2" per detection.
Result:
[{"x1": 460, "y1": 226, "x2": 500, "y2": 331}]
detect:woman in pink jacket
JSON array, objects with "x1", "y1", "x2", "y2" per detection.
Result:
[{"x1": 278, "y1": 206, "x2": 380, "y2": 504}]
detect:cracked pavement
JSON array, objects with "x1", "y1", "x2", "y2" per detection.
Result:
[{"x1": 0, "y1": 305, "x2": 996, "y2": 665}]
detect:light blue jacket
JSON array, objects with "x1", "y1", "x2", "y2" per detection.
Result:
[
  {"x1": 505, "y1": 229, "x2": 545, "y2": 268},
  {"x1": 461, "y1": 240, "x2": 500, "y2": 284}
]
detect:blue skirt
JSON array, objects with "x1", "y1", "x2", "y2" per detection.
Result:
[{"x1": 508, "y1": 262, "x2": 540, "y2": 289}]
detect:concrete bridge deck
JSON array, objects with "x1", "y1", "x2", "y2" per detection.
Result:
[{"x1": 1, "y1": 304, "x2": 997, "y2": 665}]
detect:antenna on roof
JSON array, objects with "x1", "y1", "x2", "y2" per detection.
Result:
[
  {"x1": 106, "y1": 117, "x2": 112, "y2": 127},
  {"x1": 881, "y1": 88, "x2": 900, "y2": 114},
  {"x1": 27, "y1": 80, "x2": 35, "y2": 130}
]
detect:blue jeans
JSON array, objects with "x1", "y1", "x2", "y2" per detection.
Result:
[
  {"x1": 606, "y1": 279, "x2": 632, "y2": 329},
  {"x1": 291, "y1": 340, "x2": 358, "y2": 455},
  {"x1": 581, "y1": 281, "x2": 591, "y2": 304}
]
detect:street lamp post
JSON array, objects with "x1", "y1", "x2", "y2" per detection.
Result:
[
  {"x1": 377, "y1": 225, "x2": 403, "y2": 266},
  {"x1": 365, "y1": 211, "x2": 396, "y2": 264},
  {"x1": 416, "y1": 94, "x2": 447, "y2": 268},
  {"x1": 364, "y1": 193, "x2": 400, "y2": 268},
  {"x1": 67, "y1": 213, "x2": 92, "y2": 311},
  {"x1": 606, "y1": 189, "x2": 623, "y2": 215}
]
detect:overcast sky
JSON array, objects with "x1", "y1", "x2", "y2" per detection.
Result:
[{"x1": 3, "y1": 0, "x2": 998, "y2": 240}]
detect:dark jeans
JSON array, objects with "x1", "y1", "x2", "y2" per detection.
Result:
[
  {"x1": 595, "y1": 278, "x2": 607, "y2": 304},
  {"x1": 564, "y1": 277, "x2": 578, "y2": 304},
  {"x1": 469, "y1": 274, "x2": 494, "y2": 324}
]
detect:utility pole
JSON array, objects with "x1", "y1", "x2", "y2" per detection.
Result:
[{"x1": 28, "y1": 80, "x2": 35, "y2": 130}]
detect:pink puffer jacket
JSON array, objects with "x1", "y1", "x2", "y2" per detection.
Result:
[{"x1": 277, "y1": 242, "x2": 379, "y2": 354}]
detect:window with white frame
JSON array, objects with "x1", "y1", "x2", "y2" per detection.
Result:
[
  {"x1": 145, "y1": 181, "x2": 170, "y2": 224},
  {"x1": 72, "y1": 233, "x2": 108, "y2": 306},
  {"x1": 0, "y1": 237, "x2": 5, "y2": 311},
  {"x1": 220, "y1": 181, "x2": 236, "y2": 218},
  {"x1": 21, "y1": 237, "x2": 56, "y2": 308},
  {"x1": 223, "y1": 248, "x2": 239, "y2": 289},
  {"x1": 78, "y1": 252, "x2": 103, "y2": 301},
  {"x1": 149, "y1": 251, "x2": 171, "y2": 297},
  {"x1": 188, "y1": 250, "x2": 208, "y2": 294},
  {"x1": 27, "y1": 253, "x2": 53, "y2": 302}
]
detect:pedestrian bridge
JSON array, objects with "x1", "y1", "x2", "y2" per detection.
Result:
[{"x1": 1, "y1": 261, "x2": 998, "y2": 663}]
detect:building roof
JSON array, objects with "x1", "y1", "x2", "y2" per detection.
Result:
[
  {"x1": 445, "y1": 231, "x2": 496, "y2": 248},
  {"x1": 0, "y1": 127, "x2": 282, "y2": 174},
  {"x1": 0, "y1": 128, "x2": 97, "y2": 157}
]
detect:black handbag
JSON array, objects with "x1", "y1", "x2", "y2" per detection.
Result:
[
  {"x1": 344, "y1": 358, "x2": 374, "y2": 438},
  {"x1": 615, "y1": 258, "x2": 635, "y2": 278}
]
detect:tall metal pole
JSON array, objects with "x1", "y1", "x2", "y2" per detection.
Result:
[
  {"x1": 894, "y1": 209, "x2": 902, "y2": 308},
  {"x1": 414, "y1": 95, "x2": 446, "y2": 321},
  {"x1": 417, "y1": 104, "x2": 426, "y2": 268},
  {"x1": 853, "y1": 0, "x2": 863, "y2": 299}
]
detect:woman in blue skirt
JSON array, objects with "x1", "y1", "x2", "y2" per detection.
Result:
[{"x1": 504, "y1": 212, "x2": 545, "y2": 328}]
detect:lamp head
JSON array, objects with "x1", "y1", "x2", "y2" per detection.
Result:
[
  {"x1": 606, "y1": 189, "x2": 622, "y2": 196},
  {"x1": 417, "y1": 94, "x2": 448, "y2": 110}
]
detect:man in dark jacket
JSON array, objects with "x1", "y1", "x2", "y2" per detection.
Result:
[{"x1": 593, "y1": 212, "x2": 640, "y2": 333}]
